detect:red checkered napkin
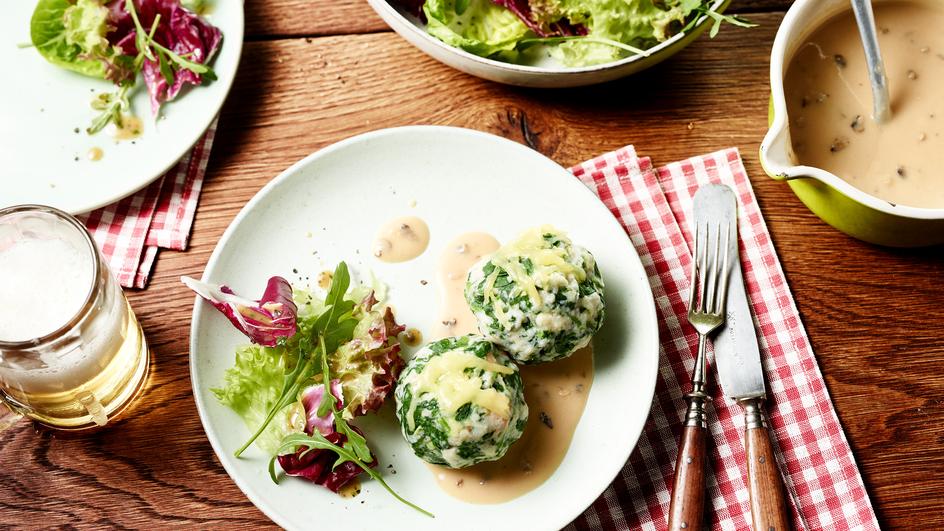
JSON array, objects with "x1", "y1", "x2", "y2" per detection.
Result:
[
  {"x1": 78, "y1": 119, "x2": 217, "y2": 289},
  {"x1": 565, "y1": 147, "x2": 878, "y2": 530}
]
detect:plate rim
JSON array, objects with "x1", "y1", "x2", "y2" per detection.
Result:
[{"x1": 188, "y1": 125, "x2": 659, "y2": 529}]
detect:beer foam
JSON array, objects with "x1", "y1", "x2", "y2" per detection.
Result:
[{"x1": 0, "y1": 237, "x2": 94, "y2": 342}]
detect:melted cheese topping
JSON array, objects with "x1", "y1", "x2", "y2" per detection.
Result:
[
  {"x1": 483, "y1": 226, "x2": 584, "y2": 323},
  {"x1": 414, "y1": 350, "x2": 514, "y2": 419}
]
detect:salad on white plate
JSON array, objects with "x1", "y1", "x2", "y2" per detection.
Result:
[
  {"x1": 0, "y1": 0, "x2": 242, "y2": 213},
  {"x1": 182, "y1": 264, "x2": 433, "y2": 516},
  {"x1": 29, "y1": 0, "x2": 221, "y2": 135}
]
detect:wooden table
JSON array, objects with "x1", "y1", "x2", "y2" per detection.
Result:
[{"x1": 2, "y1": 0, "x2": 942, "y2": 528}]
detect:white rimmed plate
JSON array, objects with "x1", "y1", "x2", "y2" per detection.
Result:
[
  {"x1": 189, "y1": 126, "x2": 659, "y2": 530},
  {"x1": 0, "y1": 1, "x2": 243, "y2": 214}
]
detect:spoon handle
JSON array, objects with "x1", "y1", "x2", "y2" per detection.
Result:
[{"x1": 850, "y1": 0, "x2": 891, "y2": 122}]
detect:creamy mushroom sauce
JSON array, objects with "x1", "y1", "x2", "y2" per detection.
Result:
[
  {"x1": 784, "y1": 1, "x2": 944, "y2": 208},
  {"x1": 428, "y1": 231, "x2": 593, "y2": 503},
  {"x1": 372, "y1": 216, "x2": 430, "y2": 262}
]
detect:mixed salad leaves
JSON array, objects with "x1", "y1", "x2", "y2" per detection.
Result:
[
  {"x1": 397, "y1": 0, "x2": 753, "y2": 67},
  {"x1": 29, "y1": 0, "x2": 221, "y2": 134},
  {"x1": 182, "y1": 263, "x2": 431, "y2": 516}
]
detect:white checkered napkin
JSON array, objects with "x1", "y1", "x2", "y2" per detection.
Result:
[
  {"x1": 561, "y1": 147, "x2": 878, "y2": 530},
  {"x1": 79, "y1": 117, "x2": 217, "y2": 289}
]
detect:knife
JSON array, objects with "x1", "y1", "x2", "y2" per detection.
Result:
[{"x1": 706, "y1": 184, "x2": 792, "y2": 531}]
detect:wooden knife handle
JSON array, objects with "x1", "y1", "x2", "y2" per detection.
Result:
[
  {"x1": 668, "y1": 397, "x2": 708, "y2": 531},
  {"x1": 743, "y1": 398, "x2": 792, "y2": 531}
]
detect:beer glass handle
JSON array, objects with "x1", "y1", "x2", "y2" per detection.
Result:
[
  {"x1": 76, "y1": 390, "x2": 109, "y2": 427},
  {"x1": 0, "y1": 399, "x2": 24, "y2": 433}
]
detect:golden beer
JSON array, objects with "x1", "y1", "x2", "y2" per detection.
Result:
[{"x1": 0, "y1": 205, "x2": 149, "y2": 430}]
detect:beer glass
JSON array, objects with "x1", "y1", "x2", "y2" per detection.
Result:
[{"x1": 0, "y1": 205, "x2": 149, "y2": 430}]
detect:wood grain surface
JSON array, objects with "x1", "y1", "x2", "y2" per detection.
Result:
[{"x1": 3, "y1": 1, "x2": 944, "y2": 529}]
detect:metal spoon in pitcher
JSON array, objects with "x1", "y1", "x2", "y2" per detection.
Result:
[{"x1": 850, "y1": 0, "x2": 892, "y2": 123}]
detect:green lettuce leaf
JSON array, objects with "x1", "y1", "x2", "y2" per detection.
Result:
[
  {"x1": 63, "y1": 0, "x2": 113, "y2": 56},
  {"x1": 30, "y1": 0, "x2": 110, "y2": 78},
  {"x1": 537, "y1": 0, "x2": 693, "y2": 66},
  {"x1": 424, "y1": 0, "x2": 531, "y2": 59},
  {"x1": 211, "y1": 344, "x2": 305, "y2": 455}
]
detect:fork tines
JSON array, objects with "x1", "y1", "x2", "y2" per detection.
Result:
[{"x1": 689, "y1": 222, "x2": 732, "y2": 320}]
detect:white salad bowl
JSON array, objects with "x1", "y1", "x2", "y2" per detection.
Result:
[
  {"x1": 760, "y1": 0, "x2": 944, "y2": 247},
  {"x1": 366, "y1": 0, "x2": 730, "y2": 88}
]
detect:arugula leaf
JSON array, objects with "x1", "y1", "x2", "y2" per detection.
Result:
[
  {"x1": 124, "y1": 0, "x2": 217, "y2": 78},
  {"x1": 271, "y1": 433, "x2": 433, "y2": 517},
  {"x1": 316, "y1": 335, "x2": 336, "y2": 418},
  {"x1": 262, "y1": 262, "x2": 429, "y2": 516},
  {"x1": 681, "y1": 4, "x2": 757, "y2": 36},
  {"x1": 87, "y1": 84, "x2": 132, "y2": 134},
  {"x1": 335, "y1": 421, "x2": 372, "y2": 464},
  {"x1": 314, "y1": 291, "x2": 373, "y2": 465},
  {"x1": 234, "y1": 262, "x2": 358, "y2": 457},
  {"x1": 313, "y1": 262, "x2": 358, "y2": 355}
]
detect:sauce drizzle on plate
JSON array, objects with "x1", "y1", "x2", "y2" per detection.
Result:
[
  {"x1": 373, "y1": 216, "x2": 430, "y2": 263},
  {"x1": 428, "y1": 231, "x2": 594, "y2": 504}
]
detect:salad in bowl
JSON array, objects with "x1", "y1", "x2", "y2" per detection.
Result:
[{"x1": 370, "y1": 0, "x2": 752, "y2": 86}]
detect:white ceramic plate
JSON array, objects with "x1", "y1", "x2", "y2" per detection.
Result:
[
  {"x1": 189, "y1": 126, "x2": 659, "y2": 531},
  {"x1": 0, "y1": 1, "x2": 243, "y2": 214},
  {"x1": 364, "y1": 0, "x2": 727, "y2": 88}
]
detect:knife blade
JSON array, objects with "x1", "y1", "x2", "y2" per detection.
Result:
[
  {"x1": 700, "y1": 183, "x2": 792, "y2": 531},
  {"x1": 711, "y1": 224, "x2": 765, "y2": 401}
]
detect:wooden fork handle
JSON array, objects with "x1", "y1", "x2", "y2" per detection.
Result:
[
  {"x1": 742, "y1": 398, "x2": 792, "y2": 531},
  {"x1": 668, "y1": 394, "x2": 708, "y2": 531}
]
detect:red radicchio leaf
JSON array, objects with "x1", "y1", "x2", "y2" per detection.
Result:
[
  {"x1": 488, "y1": 0, "x2": 587, "y2": 38},
  {"x1": 389, "y1": 0, "x2": 585, "y2": 37},
  {"x1": 181, "y1": 276, "x2": 297, "y2": 347},
  {"x1": 106, "y1": 0, "x2": 223, "y2": 113},
  {"x1": 300, "y1": 381, "x2": 343, "y2": 436},
  {"x1": 276, "y1": 430, "x2": 376, "y2": 492},
  {"x1": 278, "y1": 382, "x2": 377, "y2": 492},
  {"x1": 392, "y1": 0, "x2": 427, "y2": 18}
]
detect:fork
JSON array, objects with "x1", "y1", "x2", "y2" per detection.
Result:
[{"x1": 667, "y1": 221, "x2": 732, "y2": 531}]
